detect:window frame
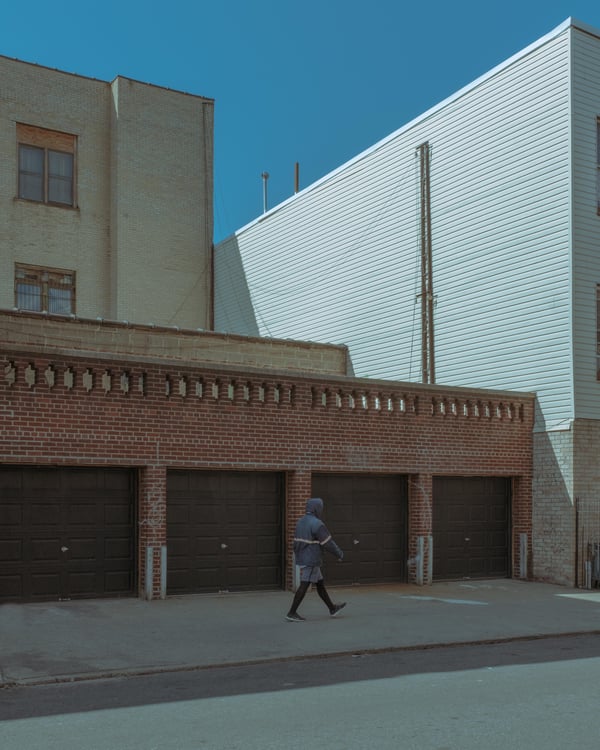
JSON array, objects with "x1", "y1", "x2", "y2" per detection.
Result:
[
  {"x1": 14, "y1": 263, "x2": 76, "y2": 316},
  {"x1": 16, "y1": 123, "x2": 77, "y2": 208}
]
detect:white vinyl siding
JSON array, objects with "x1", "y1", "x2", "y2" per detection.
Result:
[
  {"x1": 571, "y1": 28, "x2": 600, "y2": 419},
  {"x1": 214, "y1": 234, "x2": 259, "y2": 336},
  {"x1": 218, "y1": 23, "x2": 574, "y2": 427}
]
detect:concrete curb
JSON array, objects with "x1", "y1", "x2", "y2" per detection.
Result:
[{"x1": 5, "y1": 629, "x2": 600, "y2": 689}]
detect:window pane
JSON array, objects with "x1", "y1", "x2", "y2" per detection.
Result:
[
  {"x1": 19, "y1": 145, "x2": 44, "y2": 201},
  {"x1": 16, "y1": 282, "x2": 41, "y2": 311},
  {"x1": 48, "y1": 151, "x2": 73, "y2": 205},
  {"x1": 49, "y1": 287, "x2": 73, "y2": 314}
]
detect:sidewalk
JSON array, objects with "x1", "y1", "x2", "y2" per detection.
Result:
[{"x1": 1, "y1": 579, "x2": 600, "y2": 686}]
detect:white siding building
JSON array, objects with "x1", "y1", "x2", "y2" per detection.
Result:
[{"x1": 215, "y1": 18, "x2": 600, "y2": 586}]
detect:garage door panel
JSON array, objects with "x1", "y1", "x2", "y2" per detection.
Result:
[
  {"x1": 257, "y1": 535, "x2": 279, "y2": 554},
  {"x1": 383, "y1": 504, "x2": 404, "y2": 522},
  {"x1": 167, "y1": 503, "x2": 191, "y2": 524},
  {"x1": 383, "y1": 548, "x2": 404, "y2": 563},
  {"x1": 0, "y1": 574, "x2": 22, "y2": 596},
  {"x1": 358, "y1": 505, "x2": 383, "y2": 523},
  {"x1": 227, "y1": 537, "x2": 252, "y2": 554},
  {"x1": 257, "y1": 566, "x2": 279, "y2": 585},
  {"x1": 69, "y1": 538, "x2": 97, "y2": 559},
  {"x1": 0, "y1": 467, "x2": 135, "y2": 603},
  {"x1": 433, "y1": 477, "x2": 510, "y2": 581},
  {"x1": 192, "y1": 504, "x2": 220, "y2": 524},
  {"x1": 227, "y1": 506, "x2": 252, "y2": 524},
  {"x1": 30, "y1": 504, "x2": 60, "y2": 525},
  {"x1": 489, "y1": 530, "x2": 508, "y2": 547},
  {"x1": 0, "y1": 505, "x2": 23, "y2": 525},
  {"x1": 67, "y1": 504, "x2": 98, "y2": 525},
  {"x1": 167, "y1": 538, "x2": 189, "y2": 558},
  {"x1": 492, "y1": 506, "x2": 509, "y2": 523},
  {"x1": 104, "y1": 504, "x2": 132, "y2": 525},
  {"x1": 384, "y1": 532, "x2": 404, "y2": 550},
  {"x1": 192, "y1": 536, "x2": 221, "y2": 555},
  {"x1": 31, "y1": 538, "x2": 61, "y2": 560},
  {"x1": 167, "y1": 471, "x2": 283, "y2": 594},
  {"x1": 357, "y1": 533, "x2": 378, "y2": 551},
  {"x1": 31, "y1": 572, "x2": 61, "y2": 596},
  {"x1": 313, "y1": 474, "x2": 408, "y2": 585},
  {"x1": 357, "y1": 562, "x2": 379, "y2": 580},
  {"x1": 105, "y1": 537, "x2": 132, "y2": 559},
  {"x1": 68, "y1": 572, "x2": 97, "y2": 594},
  {"x1": 384, "y1": 561, "x2": 405, "y2": 577},
  {"x1": 24, "y1": 470, "x2": 61, "y2": 492},
  {"x1": 0, "y1": 539, "x2": 22, "y2": 561},
  {"x1": 104, "y1": 571, "x2": 132, "y2": 593},
  {"x1": 257, "y1": 505, "x2": 280, "y2": 523},
  {"x1": 0, "y1": 468, "x2": 22, "y2": 491}
]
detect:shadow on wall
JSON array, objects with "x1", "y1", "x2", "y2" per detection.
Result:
[
  {"x1": 532, "y1": 426, "x2": 575, "y2": 586},
  {"x1": 213, "y1": 234, "x2": 260, "y2": 337}
]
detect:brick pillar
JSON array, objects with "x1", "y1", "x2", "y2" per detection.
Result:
[
  {"x1": 408, "y1": 473, "x2": 433, "y2": 584},
  {"x1": 285, "y1": 469, "x2": 312, "y2": 590},
  {"x1": 138, "y1": 464, "x2": 167, "y2": 599}
]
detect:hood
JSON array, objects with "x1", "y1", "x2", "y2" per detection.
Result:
[{"x1": 305, "y1": 497, "x2": 324, "y2": 518}]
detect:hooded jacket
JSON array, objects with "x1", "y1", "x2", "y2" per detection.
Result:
[{"x1": 293, "y1": 497, "x2": 343, "y2": 567}]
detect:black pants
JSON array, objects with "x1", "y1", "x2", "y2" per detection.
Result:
[{"x1": 288, "y1": 579, "x2": 334, "y2": 614}]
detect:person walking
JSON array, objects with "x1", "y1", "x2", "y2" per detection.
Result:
[{"x1": 286, "y1": 497, "x2": 346, "y2": 622}]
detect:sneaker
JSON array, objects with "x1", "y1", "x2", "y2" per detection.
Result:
[
  {"x1": 330, "y1": 603, "x2": 346, "y2": 617},
  {"x1": 285, "y1": 612, "x2": 306, "y2": 622}
]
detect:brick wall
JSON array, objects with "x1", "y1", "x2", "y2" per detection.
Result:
[
  {"x1": 1, "y1": 349, "x2": 534, "y2": 597},
  {"x1": 0, "y1": 311, "x2": 351, "y2": 376}
]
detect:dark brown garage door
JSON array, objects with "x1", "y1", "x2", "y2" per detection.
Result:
[
  {"x1": 312, "y1": 474, "x2": 408, "y2": 585},
  {"x1": 433, "y1": 476, "x2": 511, "y2": 580},
  {"x1": 0, "y1": 466, "x2": 135, "y2": 603},
  {"x1": 167, "y1": 470, "x2": 284, "y2": 594}
]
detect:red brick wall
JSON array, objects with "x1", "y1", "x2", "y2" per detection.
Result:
[{"x1": 1, "y1": 352, "x2": 534, "y2": 596}]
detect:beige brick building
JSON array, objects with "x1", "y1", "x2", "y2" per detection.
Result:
[{"x1": 0, "y1": 56, "x2": 214, "y2": 329}]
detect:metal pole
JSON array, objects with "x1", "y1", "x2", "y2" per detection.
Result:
[
  {"x1": 160, "y1": 545, "x2": 167, "y2": 599},
  {"x1": 417, "y1": 142, "x2": 434, "y2": 384},
  {"x1": 416, "y1": 536, "x2": 424, "y2": 585},
  {"x1": 145, "y1": 546, "x2": 153, "y2": 600},
  {"x1": 261, "y1": 171, "x2": 270, "y2": 213},
  {"x1": 427, "y1": 535, "x2": 433, "y2": 584}
]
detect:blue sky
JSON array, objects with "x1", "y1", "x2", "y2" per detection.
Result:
[{"x1": 3, "y1": 1, "x2": 600, "y2": 242}]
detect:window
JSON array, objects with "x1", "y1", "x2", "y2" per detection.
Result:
[
  {"x1": 15, "y1": 264, "x2": 76, "y2": 315},
  {"x1": 17, "y1": 124, "x2": 76, "y2": 207}
]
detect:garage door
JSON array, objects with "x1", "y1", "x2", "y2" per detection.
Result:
[
  {"x1": 167, "y1": 471, "x2": 284, "y2": 594},
  {"x1": 311, "y1": 474, "x2": 408, "y2": 585},
  {"x1": 0, "y1": 466, "x2": 135, "y2": 603},
  {"x1": 433, "y1": 476, "x2": 511, "y2": 580}
]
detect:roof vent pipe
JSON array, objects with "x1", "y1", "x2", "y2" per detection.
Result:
[{"x1": 261, "y1": 171, "x2": 269, "y2": 213}]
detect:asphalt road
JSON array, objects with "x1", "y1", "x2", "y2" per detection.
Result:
[{"x1": 2, "y1": 634, "x2": 600, "y2": 749}]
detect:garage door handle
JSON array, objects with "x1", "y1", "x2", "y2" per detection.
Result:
[
  {"x1": 221, "y1": 543, "x2": 228, "y2": 549},
  {"x1": 353, "y1": 539, "x2": 360, "y2": 545},
  {"x1": 464, "y1": 538, "x2": 470, "y2": 542},
  {"x1": 61, "y1": 546, "x2": 69, "y2": 552}
]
